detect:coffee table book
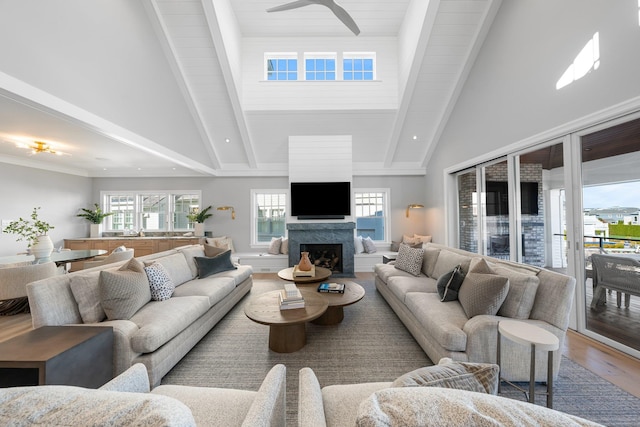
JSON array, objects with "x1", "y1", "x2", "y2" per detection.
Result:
[
  {"x1": 279, "y1": 290, "x2": 305, "y2": 310},
  {"x1": 317, "y1": 282, "x2": 345, "y2": 294},
  {"x1": 293, "y1": 264, "x2": 315, "y2": 277}
]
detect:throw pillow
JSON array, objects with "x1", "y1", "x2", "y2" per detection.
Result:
[
  {"x1": 206, "y1": 236, "x2": 235, "y2": 252},
  {"x1": 436, "y1": 264, "x2": 465, "y2": 302},
  {"x1": 493, "y1": 266, "x2": 540, "y2": 319},
  {"x1": 281, "y1": 237, "x2": 289, "y2": 254},
  {"x1": 69, "y1": 271, "x2": 105, "y2": 323},
  {"x1": 391, "y1": 358, "x2": 500, "y2": 394},
  {"x1": 195, "y1": 250, "x2": 237, "y2": 279},
  {"x1": 145, "y1": 253, "x2": 192, "y2": 287},
  {"x1": 458, "y1": 258, "x2": 510, "y2": 318},
  {"x1": 390, "y1": 240, "x2": 401, "y2": 252},
  {"x1": 112, "y1": 245, "x2": 127, "y2": 253},
  {"x1": 394, "y1": 244, "x2": 424, "y2": 276},
  {"x1": 203, "y1": 243, "x2": 226, "y2": 258},
  {"x1": 268, "y1": 237, "x2": 282, "y2": 255},
  {"x1": 421, "y1": 247, "x2": 440, "y2": 277},
  {"x1": 402, "y1": 234, "x2": 420, "y2": 246},
  {"x1": 354, "y1": 236, "x2": 365, "y2": 254},
  {"x1": 362, "y1": 236, "x2": 377, "y2": 254},
  {"x1": 414, "y1": 234, "x2": 432, "y2": 244},
  {"x1": 431, "y1": 249, "x2": 472, "y2": 279},
  {"x1": 144, "y1": 263, "x2": 175, "y2": 301},
  {"x1": 99, "y1": 258, "x2": 151, "y2": 320}
]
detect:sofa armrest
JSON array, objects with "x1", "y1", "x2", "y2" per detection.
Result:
[
  {"x1": 298, "y1": 367, "x2": 327, "y2": 427},
  {"x1": 242, "y1": 364, "x2": 287, "y2": 427},
  {"x1": 99, "y1": 363, "x2": 150, "y2": 393}
]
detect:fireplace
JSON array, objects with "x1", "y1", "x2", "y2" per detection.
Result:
[
  {"x1": 287, "y1": 222, "x2": 355, "y2": 277},
  {"x1": 301, "y1": 243, "x2": 343, "y2": 273}
]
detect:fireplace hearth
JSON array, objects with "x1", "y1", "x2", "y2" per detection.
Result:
[
  {"x1": 287, "y1": 222, "x2": 355, "y2": 277},
  {"x1": 301, "y1": 244, "x2": 343, "y2": 273}
]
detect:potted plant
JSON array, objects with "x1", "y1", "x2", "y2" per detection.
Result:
[
  {"x1": 187, "y1": 205, "x2": 213, "y2": 237},
  {"x1": 3, "y1": 207, "x2": 55, "y2": 259},
  {"x1": 77, "y1": 203, "x2": 113, "y2": 238}
]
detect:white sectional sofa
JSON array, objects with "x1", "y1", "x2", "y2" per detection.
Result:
[
  {"x1": 26, "y1": 245, "x2": 253, "y2": 386},
  {"x1": 374, "y1": 242, "x2": 576, "y2": 382}
]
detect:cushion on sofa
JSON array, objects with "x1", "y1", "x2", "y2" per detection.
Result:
[
  {"x1": 387, "y1": 275, "x2": 437, "y2": 302},
  {"x1": 172, "y1": 276, "x2": 236, "y2": 306},
  {"x1": 69, "y1": 270, "x2": 105, "y2": 323},
  {"x1": 144, "y1": 263, "x2": 175, "y2": 301},
  {"x1": 414, "y1": 233, "x2": 432, "y2": 244},
  {"x1": 363, "y1": 236, "x2": 377, "y2": 253},
  {"x1": 402, "y1": 235, "x2": 421, "y2": 245},
  {"x1": 280, "y1": 237, "x2": 289, "y2": 254},
  {"x1": 374, "y1": 263, "x2": 415, "y2": 282},
  {"x1": 206, "y1": 236, "x2": 235, "y2": 252},
  {"x1": 458, "y1": 258, "x2": 510, "y2": 318},
  {"x1": 391, "y1": 358, "x2": 499, "y2": 394},
  {"x1": 146, "y1": 253, "x2": 193, "y2": 287},
  {"x1": 394, "y1": 244, "x2": 424, "y2": 276},
  {"x1": 431, "y1": 249, "x2": 472, "y2": 279},
  {"x1": 421, "y1": 247, "x2": 440, "y2": 277},
  {"x1": 436, "y1": 265, "x2": 465, "y2": 302},
  {"x1": 210, "y1": 264, "x2": 253, "y2": 286},
  {"x1": 130, "y1": 295, "x2": 211, "y2": 353},
  {"x1": 268, "y1": 237, "x2": 282, "y2": 255},
  {"x1": 195, "y1": 250, "x2": 237, "y2": 278},
  {"x1": 0, "y1": 385, "x2": 196, "y2": 426},
  {"x1": 405, "y1": 292, "x2": 468, "y2": 352},
  {"x1": 355, "y1": 387, "x2": 604, "y2": 427},
  {"x1": 493, "y1": 265, "x2": 540, "y2": 319},
  {"x1": 99, "y1": 258, "x2": 151, "y2": 321},
  {"x1": 203, "y1": 243, "x2": 225, "y2": 258},
  {"x1": 179, "y1": 245, "x2": 206, "y2": 278}
]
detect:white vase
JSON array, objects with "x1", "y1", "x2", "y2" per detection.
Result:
[
  {"x1": 90, "y1": 223, "x2": 102, "y2": 238},
  {"x1": 194, "y1": 223, "x2": 205, "y2": 237},
  {"x1": 31, "y1": 235, "x2": 54, "y2": 261}
]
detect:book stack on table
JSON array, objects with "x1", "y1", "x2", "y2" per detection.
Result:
[
  {"x1": 280, "y1": 283, "x2": 305, "y2": 310},
  {"x1": 317, "y1": 282, "x2": 345, "y2": 294}
]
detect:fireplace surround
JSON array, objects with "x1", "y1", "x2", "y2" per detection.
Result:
[{"x1": 287, "y1": 222, "x2": 355, "y2": 277}]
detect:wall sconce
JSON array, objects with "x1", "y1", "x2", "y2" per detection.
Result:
[
  {"x1": 406, "y1": 204, "x2": 424, "y2": 218},
  {"x1": 217, "y1": 206, "x2": 236, "y2": 220}
]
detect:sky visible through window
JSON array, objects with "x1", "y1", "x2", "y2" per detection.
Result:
[{"x1": 583, "y1": 181, "x2": 640, "y2": 209}]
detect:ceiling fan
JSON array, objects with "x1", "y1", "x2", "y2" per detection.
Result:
[{"x1": 267, "y1": 0, "x2": 360, "y2": 36}]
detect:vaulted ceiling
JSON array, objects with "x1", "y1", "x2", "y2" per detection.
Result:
[{"x1": 0, "y1": 0, "x2": 501, "y2": 177}]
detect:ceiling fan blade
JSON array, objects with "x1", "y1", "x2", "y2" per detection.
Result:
[
  {"x1": 266, "y1": 0, "x2": 314, "y2": 13},
  {"x1": 328, "y1": 3, "x2": 360, "y2": 35}
]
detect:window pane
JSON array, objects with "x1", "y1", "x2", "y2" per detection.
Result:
[
  {"x1": 364, "y1": 72, "x2": 373, "y2": 80},
  {"x1": 327, "y1": 72, "x2": 335, "y2": 80},
  {"x1": 107, "y1": 194, "x2": 135, "y2": 231},
  {"x1": 344, "y1": 59, "x2": 353, "y2": 71},
  {"x1": 174, "y1": 194, "x2": 200, "y2": 230},
  {"x1": 277, "y1": 59, "x2": 286, "y2": 70},
  {"x1": 354, "y1": 59, "x2": 363, "y2": 71},
  {"x1": 355, "y1": 192, "x2": 386, "y2": 240},
  {"x1": 306, "y1": 59, "x2": 314, "y2": 71},
  {"x1": 256, "y1": 193, "x2": 287, "y2": 243},
  {"x1": 288, "y1": 72, "x2": 297, "y2": 80},
  {"x1": 140, "y1": 194, "x2": 167, "y2": 231},
  {"x1": 344, "y1": 72, "x2": 353, "y2": 80},
  {"x1": 364, "y1": 59, "x2": 373, "y2": 71},
  {"x1": 317, "y1": 59, "x2": 325, "y2": 71},
  {"x1": 327, "y1": 60, "x2": 335, "y2": 71},
  {"x1": 288, "y1": 59, "x2": 297, "y2": 71},
  {"x1": 306, "y1": 72, "x2": 315, "y2": 80}
]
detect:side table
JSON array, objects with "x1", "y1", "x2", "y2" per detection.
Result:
[
  {"x1": 497, "y1": 320, "x2": 559, "y2": 408},
  {"x1": 0, "y1": 326, "x2": 113, "y2": 389},
  {"x1": 382, "y1": 254, "x2": 397, "y2": 264}
]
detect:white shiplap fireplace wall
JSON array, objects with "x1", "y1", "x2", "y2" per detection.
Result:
[{"x1": 287, "y1": 136, "x2": 355, "y2": 276}]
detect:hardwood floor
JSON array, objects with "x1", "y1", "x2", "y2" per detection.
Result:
[{"x1": 2, "y1": 271, "x2": 639, "y2": 399}]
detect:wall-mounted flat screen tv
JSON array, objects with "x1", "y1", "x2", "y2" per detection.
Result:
[
  {"x1": 485, "y1": 181, "x2": 539, "y2": 216},
  {"x1": 290, "y1": 181, "x2": 351, "y2": 219}
]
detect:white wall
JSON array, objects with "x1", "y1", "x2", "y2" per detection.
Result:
[
  {"x1": 0, "y1": 164, "x2": 93, "y2": 256},
  {"x1": 424, "y1": 0, "x2": 640, "y2": 243}
]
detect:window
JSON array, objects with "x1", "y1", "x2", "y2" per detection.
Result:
[
  {"x1": 265, "y1": 53, "x2": 297, "y2": 80},
  {"x1": 354, "y1": 189, "x2": 389, "y2": 241},
  {"x1": 102, "y1": 191, "x2": 201, "y2": 232},
  {"x1": 251, "y1": 190, "x2": 287, "y2": 245},
  {"x1": 343, "y1": 53, "x2": 375, "y2": 81},
  {"x1": 305, "y1": 54, "x2": 336, "y2": 81}
]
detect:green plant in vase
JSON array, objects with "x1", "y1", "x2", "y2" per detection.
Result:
[
  {"x1": 76, "y1": 203, "x2": 113, "y2": 224},
  {"x1": 187, "y1": 206, "x2": 213, "y2": 237},
  {"x1": 3, "y1": 207, "x2": 55, "y2": 247}
]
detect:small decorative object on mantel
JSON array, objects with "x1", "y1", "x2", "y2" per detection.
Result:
[
  {"x1": 76, "y1": 203, "x2": 113, "y2": 238},
  {"x1": 3, "y1": 207, "x2": 55, "y2": 261},
  {"x1": 187, "y1": 205, "x2": 213, "y2": 237},
  {"x1": 298, "y1": 251, "x2": 313, "y2": 271}
]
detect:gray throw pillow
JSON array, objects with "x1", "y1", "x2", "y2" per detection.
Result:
[
  {"x1": 436, "y1": 264, "x2": 465, "y2": 301},
  {"x1": 391, "y1": 358, "x2": 500, "y2": 394},
  {"x1": 394, "y1": 244, "x2": 424, "y2": 276},
  {"x1": 69, "y1": 271, "x2": 105, "y2": 323},
  {"x1": 493, "y1": 266, "x2": 540, "y2": 319},
  {"x1": 458, "y1": 258, "x2": 510, "y2": 318},
  {"x1": 99, "y1": 258, "x2": 151, "y2": 320},
  {"x1": 204, "y1": 243, "x2": 226, "y2": 258},
  {"x1": 195, "y1": 250, "x2": 237, "y2": 278},
  {"x1": 144, "y1": 263, "x2": 175, "y2": 301},
  {"x1": 362, "y1": 236, "x2": 377, "y2": 253}
]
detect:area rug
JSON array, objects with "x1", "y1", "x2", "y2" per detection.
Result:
[{"x1": 162, "y1": 278, "x2": 640, "y2": 426}]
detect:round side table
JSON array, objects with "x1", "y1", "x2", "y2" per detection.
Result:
[{"x1": 497, "y1": 320, "x2": 559, "y2": 408}]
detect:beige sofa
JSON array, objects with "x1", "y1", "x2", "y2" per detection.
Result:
[
  {"x1": 375, "y1": 242, "x2": 576, "y2": 382},
  {"x1": 27, "y1": 245, "x2": 253, "y2": 386},
  {"x1": 0, "y1": 363, "x2": 286, "y2": 427}
]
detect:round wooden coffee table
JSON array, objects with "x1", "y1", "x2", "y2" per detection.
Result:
[
  {"x1": 307, "y1": 281, "x2": 365, "y2": 325},
  {"x1": 277, "y1": 266, "x2": 332, "y2": 284},
  {"x1": 244, "y1": 290, "x2": 328, "y2": 353}
]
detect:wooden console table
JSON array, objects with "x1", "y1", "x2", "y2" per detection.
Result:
[{"x1": 0, "y1": 326, "x2": 113, "y2": 388}]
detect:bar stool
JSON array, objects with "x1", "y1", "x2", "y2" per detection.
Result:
[{"x1": 497, "y1": 320, "x2": 559, "y2": 408}]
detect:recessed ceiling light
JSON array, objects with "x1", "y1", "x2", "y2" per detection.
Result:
[
  {"x1": 225, "y1": 138, "x2": 231, "y2": 143},
  {"x1": 412, "y1": 135, "x2": 418, "y2": 141},
  {"x1": 137, "y1": 168, "x2": 142, "y2": 171}
]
